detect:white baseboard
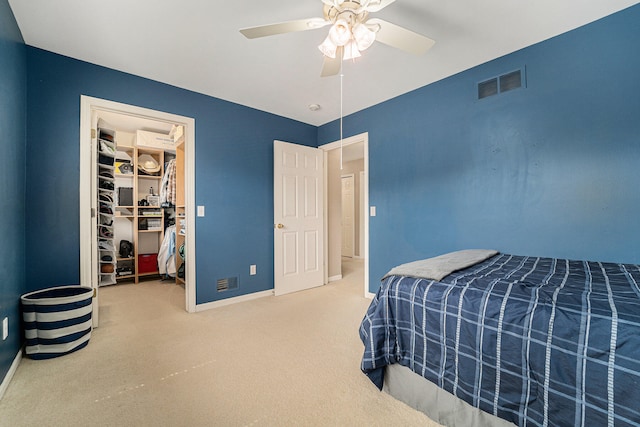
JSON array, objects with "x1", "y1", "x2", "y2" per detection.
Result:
[
  {"x1": 195, "y1": 290, "x2": 273, "y2": 312},
  {"x1": 328, "y1": 275, "x2": 342, "y2": 282},
  {"x1": 0, "y1": 349, "x2": 22, "y2": 401}
]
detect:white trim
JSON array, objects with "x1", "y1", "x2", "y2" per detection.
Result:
[
  {"x1": 328, "y1": 274, "x2": 343, "y2": 282},
  {"x1": 79, "y1": 95, "x2": 197, "y2": 317},
  {"x1": 323, "y1": 150, "x2": 329, "y2": 285},
  {"x1": 359, "y1": 170, "x2": 365, "y2": 258},
  {"x1": 194, "y1": 290, "x2": 273, "y2": 311},
  {"x1": 0, "y1": 350, "x2": 22, "y2": 401},
  {"x1": 341, "y1": 173, "x2": 355, "y2": 258},
  {"x1": 365, "y1": 292, "x2": 375, "y2": 299},
  {"x1": 320, "y1": 132, "x2": 369, "y2": 298}
]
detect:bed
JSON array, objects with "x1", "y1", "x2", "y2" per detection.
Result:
[{"x1": 359, "y1": 250, "x2": 640, "y2": 426}]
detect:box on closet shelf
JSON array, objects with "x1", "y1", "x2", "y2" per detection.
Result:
[
  {"x1": 138, "y1": 253, "x2": 158, "y2": 274},
  {"x1": 136, "y1": 130, "x2": 175, "y2": 150}
]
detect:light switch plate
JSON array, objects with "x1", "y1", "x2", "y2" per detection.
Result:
[
  {"x1": 2, "y1": 317, "x2": 7, "y2": 340},
  {"x1": 250, "y1": 265, "x2": 257, "y2": 275},
  {"x1": 370, "y1": 206, "x2": 376, "y2": 217},
  {"x1": 197, "y1": 205, "x2": 205, "y2": 217}
]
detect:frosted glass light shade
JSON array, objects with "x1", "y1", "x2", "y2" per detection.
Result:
[
  {"x1": 352, "y1": 23, "x2": 376, "y2": 51},
  {"x1": 318, "y1": 36, "x2": 338, "y2": 58},
  {"x1": 343, "y1": 40, "x2": 361, "y2": 60},
  {"x1": 329, "y1": 19, "x2": 351, "y2": 46}
]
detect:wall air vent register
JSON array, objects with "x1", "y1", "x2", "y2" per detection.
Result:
[{"x1": 478, "y1": 68, "x2": 525, "y2": 100}]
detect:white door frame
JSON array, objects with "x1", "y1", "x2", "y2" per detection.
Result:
[
  {"x1": 79, "y1": 96, "x2": 197, "y2": 317},
  {"x1": 341, "y1": 173, "x2": 355, "y2": 258},
  {"x1": 359, "y1": 170, "x2": 365, "y2": 259},
  {"x1": 320, "y1": 132, "x2": 369, "y2": 298}
]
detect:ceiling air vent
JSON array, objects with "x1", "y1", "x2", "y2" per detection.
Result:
[
  {"x1": 217, "y1": 277, "x2": 239, "y2": 292},
  {"x1": 478, "y1": 68, "x2": 524, "y2": 100}
]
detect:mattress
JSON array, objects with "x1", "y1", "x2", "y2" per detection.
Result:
[{"x1": 359, "y1": 253, "x2": 640, "y2": 426}]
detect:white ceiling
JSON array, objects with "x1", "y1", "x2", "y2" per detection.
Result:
[{"x1": 8, "y1": 0, "x2": 638, "y2": 126}]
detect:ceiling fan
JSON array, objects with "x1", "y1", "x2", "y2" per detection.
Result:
[{"x1": 240, "y1": 0, "x2": 435, "y2": 77}]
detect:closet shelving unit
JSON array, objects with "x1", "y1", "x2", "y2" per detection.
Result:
[
  {"x1": 114, "y1": 144, "x2": 135, "y2": 281},
  {"x1": 113, "y1": 142, "x2": 167, "y2": 284},
  {"x1": 97, "y1": 123, "x2": 117, "y2": 286}
]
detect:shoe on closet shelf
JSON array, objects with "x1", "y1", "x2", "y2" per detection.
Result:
[
  {"x1": 99, "y1": 170, "x2": 114, "y2": 179},
  {"x1": 99, "y1": 203, "x2": 113, "y2": 215},
  {"x1": 99, "y1": 180, "x2": 114, "y2": 190},
  {"x1": 100, "y1": 140, "x2": 115, "y2": 154},
  {"x1": 99, "y1": 227, "x2": 113, "y2": 238},
  {"x1": 98, "y1": 240, "x2": 114, "y2": 251}
]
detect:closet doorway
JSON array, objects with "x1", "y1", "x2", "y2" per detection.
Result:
[
  {"x1": 79, "y1": 96, "x2": 196, "y2": 327},
  {"x1": 320, "y1": 132, "x2": 369, "y2": 298}
]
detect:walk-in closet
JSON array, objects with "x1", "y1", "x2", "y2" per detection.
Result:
[{"x1": 94, "y1": 113, "x2": 186, "y2": 288}]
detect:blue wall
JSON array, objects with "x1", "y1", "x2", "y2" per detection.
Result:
[
  {"x1": 25, "y1": 48, "x2": 316, "y2": 305},
  {"x1": 3, "y1": 0, "x2": 639, "y2": 388},
  {"x1": 319, "y1": 5, "x2": 640, "y2": 293},
  {"x1": 0, "y1": 0, "x2": 26, "y2": 386}
]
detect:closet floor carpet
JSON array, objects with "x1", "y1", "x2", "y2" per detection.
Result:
[{"x1": 0, "y1": 260, "x2": 438, "y2": 426}]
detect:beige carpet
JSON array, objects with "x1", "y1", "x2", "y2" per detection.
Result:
[{"x1": 0, "y1": 259, "x2": 440, "y2": 426}]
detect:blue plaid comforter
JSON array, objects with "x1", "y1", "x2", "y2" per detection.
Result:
[{"x1": 359, "y1": 253, "x2": 640, "y2": 426}]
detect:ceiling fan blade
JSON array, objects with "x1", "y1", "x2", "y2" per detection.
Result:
[
  {"x1": 367, "y1": 18, "x2": 435, "y2": 55},
  {"x1": 363, "y1": 0, "x2": 397, "y2": 13},
  {"x1": 320, "y1": 47, "x2": 344, "y2": 77},
  {"x1": 240, "y1": 18, "x2": 329, "y2": 39}
]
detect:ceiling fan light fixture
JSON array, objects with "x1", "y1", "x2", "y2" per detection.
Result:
[
  {"x1": 352, "y1": 22, "x2": 376, "y2": 51},
  {"x1": 329, "y1": 19, "x2": 352, "y2": 46},
  {"x1": 343, "y1": 39, "x2": 361, "y2": 60},
  {"x1": 318, "y1": 36, "x2": 338, "y2": 58}
]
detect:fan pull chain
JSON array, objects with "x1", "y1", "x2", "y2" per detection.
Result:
[{"x1": 340, "y1": 70, "x2": 344, "y2": 170}]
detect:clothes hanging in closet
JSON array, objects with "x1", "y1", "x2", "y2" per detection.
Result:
[
  {"x1": 158, "y1": 225, "x2": 176, "y2": 278},
  {"x1": 160, "y1": 159, "x2": 176, "y2": 206}
]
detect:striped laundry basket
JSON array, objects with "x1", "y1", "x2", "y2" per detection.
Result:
[{"x1": 21, "y1": 285, "x2": 93, "y2": 359}]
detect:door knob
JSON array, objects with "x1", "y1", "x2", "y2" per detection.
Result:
[{"x1": 275, "y1": 223, "x2": 284, "y2": 229}]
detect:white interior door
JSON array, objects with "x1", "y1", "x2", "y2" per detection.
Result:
[
  {"x1": 341, "y1": 174, "x2": 354, "y2": 258},
  {"x1": 274, "y1": 140, "x2": 324, "y2": 296}
]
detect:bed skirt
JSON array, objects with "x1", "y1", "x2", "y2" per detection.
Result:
[{"x1": 383, "y1": 364, "x2": 515, "y2": 427}]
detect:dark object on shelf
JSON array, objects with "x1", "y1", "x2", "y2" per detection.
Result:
[
  {"x1": 98, "y1": 154, "x2": 113, "y2": 165},
  {"x1": 177, "y1": 262, "x2": 185, "y2": 279},
  {"x1": 119, "y1": 240, "x2": 133, "y2": 258},
  {"x1": 99, "y1": 180, "x2": 114, "y2": 190},
  {"x1": 116, "y1": 267, "x2": 134, "y2": 277},
  {"x1": 118, "y1": 187, "x2": 133, "y2": 206}
]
